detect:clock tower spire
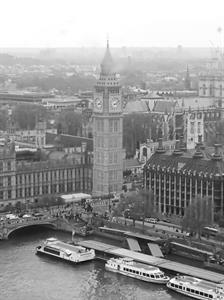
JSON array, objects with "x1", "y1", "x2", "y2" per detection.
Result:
[{"x1": 92, "y1": 41, "x2": 123, "y2": 196}]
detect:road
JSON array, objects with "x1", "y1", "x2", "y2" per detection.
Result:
[{"x1": 117, "y1": 216, "x2": 187, "y2": 237}]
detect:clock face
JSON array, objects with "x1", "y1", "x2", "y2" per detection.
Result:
[
  {"x1": 112, "y1": 97, "x2": 120, "y2": 108},
  {"x1": 109, "y1": 96, "x2": 121, "y2": 112},
  {"x1": 94, "y1": 97, "x2": 103, "y2": 111}
]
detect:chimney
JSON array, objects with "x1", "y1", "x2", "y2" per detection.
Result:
[
  {"x1": 212, "y1": 144, "x2": 222, "y2": 161},
  {"x1": 81, "y1": 142, "x2": 87, "y2": 153},
  {"x1": 173, "y1": 139, "x2": 183, "y2": 155},
  {"x1": 156, "y1": 138, "x2": 166, "y2": 153},
  {"x1": 193, "y1": 143, "x2": 203, "y2": 159},
  {"x1": 198, "y1": 134, "x2": 205, "y2": 150},
  {"x1": 179, "y1": 135, "x2": 187, "y2": 152}
]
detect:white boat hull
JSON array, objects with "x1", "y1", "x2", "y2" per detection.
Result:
[
  {"x1": 105, "y1": 265, "x2": 169, "y2": 284},
  {"x1": 36, "y1": 247, "x2": 95, "y2": 264},
  {"x1": 167, "y1": 276, "x2": 224, "y2": 300},
  {"x1": 167, "y1": 285, "x2": 218, "y2": 300}
]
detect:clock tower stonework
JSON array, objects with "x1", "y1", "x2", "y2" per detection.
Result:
[{"x1": 92, "y1": 41, "x2": 123, "y2": 196}]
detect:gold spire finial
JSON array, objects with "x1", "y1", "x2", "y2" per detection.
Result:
[{"x1": 106, "y1": 33, "x2": 109, "y2": 49}]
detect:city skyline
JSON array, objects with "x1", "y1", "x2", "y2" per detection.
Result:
[{"x1": 0, "y1": 0, "x2": 224, "y2": 48}]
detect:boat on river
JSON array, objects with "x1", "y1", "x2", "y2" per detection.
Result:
[
  {"x1": 36, "y1": 237, "x2": 95, "y2": 263},
  {"x1": 105, "y1": 257, "x2": 169, "y2": 284},
  {"x1": 167, "y1": 275, "x2": 224, "y2": 299}
]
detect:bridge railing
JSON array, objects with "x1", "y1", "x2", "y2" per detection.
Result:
[{"x1": 0, "y1": 216, "x2": 56, "y2": 229}]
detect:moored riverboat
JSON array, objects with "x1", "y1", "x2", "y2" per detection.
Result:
[
  {"x1": 36, "y1": 237, "x2": 95, "y2": 263},
  {"x1": 105, "y1": 257, "x2": 169, "y2": 284},
  {"x1": 167, "y1": 275, "x2": 224, "y2": 299}
]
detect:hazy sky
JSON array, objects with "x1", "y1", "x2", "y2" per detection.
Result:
[{"x1": 1, "y1": 0, "x2": 224, "y2": 48}]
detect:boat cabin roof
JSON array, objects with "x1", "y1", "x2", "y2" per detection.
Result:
[
  {"x1": 46, "y1": 237, "x2": 58, "y2": 243},
  {"x1": 110, "y1": 257, "x2": 160, "y2": 273},
  {"x1": 173, "y1": 276, "x2": 223, "y2": 292},
  {"x1": 46, "y1": 240, "x2": 89, "y2": 253}
]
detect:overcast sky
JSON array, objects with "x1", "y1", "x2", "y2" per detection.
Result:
[{"x1": 1, "y1": 0, "x2": 224, "y2": 48}]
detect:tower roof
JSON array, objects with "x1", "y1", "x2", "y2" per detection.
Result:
[{"x1": 101, "y1": 40, "x2": 114, "y2": 75}]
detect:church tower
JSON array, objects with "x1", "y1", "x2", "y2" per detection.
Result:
[
  {"x1": 92, "y1": 41, "x2": 123, "y2": 196},
  {"x1": 184, "y1": 65, "x2": 191, "y2": 90}
]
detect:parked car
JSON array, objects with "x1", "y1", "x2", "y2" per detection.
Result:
[
  {"x1": 145, "y1": 217, "x2": 157, "y2": 224},
  {"x1": 162, "y1": 218, "x2": 171, "y2": 223}
]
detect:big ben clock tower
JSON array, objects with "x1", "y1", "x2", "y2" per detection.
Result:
[{"x1": 92, "y1": 41, "x2": 123, "y2": 196}]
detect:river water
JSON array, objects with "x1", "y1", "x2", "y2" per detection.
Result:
[{"x1": 0, "y1": 228, "x2": 188, "y2": 300}]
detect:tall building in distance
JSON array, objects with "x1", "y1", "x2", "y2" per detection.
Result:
[
  {"x1": 184, "y1": 65, "x2": 191, "y2": 90},
  {"x1": 92, "y1": 41, "x2": 123, "y2": 196}
]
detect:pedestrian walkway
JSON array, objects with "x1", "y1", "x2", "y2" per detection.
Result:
[
  {"x1": 147, "y1": 243, "x2": 164, "y2": 257},
  {"x1": 126, "y1": 237, "x2": 141, "y2": 252}
]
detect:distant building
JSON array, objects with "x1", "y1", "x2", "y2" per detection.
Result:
[
  {"x1": 175, "y1": 107, "x2": 223, "y2": 149},
  {"x1": 0, "y1": 91, "x2": 54, "y2": 105},
  {"x1": 136, "y1": 139, "x2": 176, "y2": 163},
  {"x1": 184, "y1": 65, "x2": 191, "y2": 90},
  {"x1": 198, "y1": 56, "x2": 224, "y2": 107}
]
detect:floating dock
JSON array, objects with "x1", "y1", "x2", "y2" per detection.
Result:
[{"x1": 78, "y1": 240, "x2": 224, "y2": 284}]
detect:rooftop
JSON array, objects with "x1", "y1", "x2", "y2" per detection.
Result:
[
  {"x1": 46, "y1": 133, "x2": 93, "y2": 151},
  {"x1": 146, "y1": 146, "x2": 224, "y2": 175}
]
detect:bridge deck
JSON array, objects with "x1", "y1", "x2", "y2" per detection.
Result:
[{"x1": 78, "y1": 240, "x2": 224, "y2": 284}]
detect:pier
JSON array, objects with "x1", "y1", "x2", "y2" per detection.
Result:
[{"x1": 78, "y1": 240, "x2": 224, "y2": 284}]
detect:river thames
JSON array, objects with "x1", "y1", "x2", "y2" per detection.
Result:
[{"x1": 0, "y1": 227, "x2": 189, "y2": 300}]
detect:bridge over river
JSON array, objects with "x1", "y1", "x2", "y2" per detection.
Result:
[{"x1": 0, "y1": 216, "x2": 76, "y2": 240}]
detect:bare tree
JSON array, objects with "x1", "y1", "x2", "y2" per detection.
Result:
[{"x1": 182, "y1": 195, "x2": 213, "y2": 238}]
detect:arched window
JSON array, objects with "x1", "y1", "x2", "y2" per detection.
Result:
[
  {"x1": 203, "y1": 84, "x2": 206, "y2": 96},
  {"x1": 209, "y1": 84, "x2": 213, "y2": 96}
]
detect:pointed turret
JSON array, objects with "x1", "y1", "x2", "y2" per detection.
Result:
[
  {"x1": 101, "y1": 40, "x2": 114, "y2": 75},
  {"x1": 185, "y1": 64, "x2": 191, "y2": 90}
]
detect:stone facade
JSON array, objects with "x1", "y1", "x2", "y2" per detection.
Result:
[
  {"x1": 144, "y1": 141, "x2": 224, "y2": 220},
  {"x1": 92, "y1": 42, "x2": 123, "y2": 196},
  {"x1": 0, "y1": 141, "x2": 92, "y2": 210}
]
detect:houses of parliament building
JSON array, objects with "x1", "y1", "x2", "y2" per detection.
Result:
[{"x1": 0, "y1": 138, "x2": 92, "y2": 210}]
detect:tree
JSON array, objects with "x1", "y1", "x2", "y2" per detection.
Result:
[
  {"x1": 182, "y1": 196, "x2": 213, "y2": 238},
  {"x1": 123, "y1": 113, "x2": 164, "y2": 158},
  {"x1": 0, "y1": 109, "x2": 8, "y2": 130},
  {"x1": 56, "y1": 111, "x2": 82, "y2": 136},
  {"x1": 114, "y1": 189, "x2": 154, "y2": 227},
  {"x1": 214, "y1": 211, "x2": 224, "y2": 228},
  {"x1": 206, "y1": 120, "x2": 224, "y2": 146},
  {"x1": 12, "y1": 104, "x2": 47, "y2": 130}
]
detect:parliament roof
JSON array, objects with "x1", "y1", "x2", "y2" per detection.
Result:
[{"x1": 146, "y1": 146, "x2": 224, "y2": 176}]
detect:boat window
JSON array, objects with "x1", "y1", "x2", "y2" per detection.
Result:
[
  {"x1": 174, "y1": 284, "x2": 178, "y2": 289},
  {"x1": 186, "y1": 288, "x2": 190, "y2": 292},
  {"x1": 208, "y1": 295, "x2": 213, "y2": 299},
  {"x1": 136, "y1": 271, "x2": 139, "y2": 275},
  {"x1": 178, "y1": 286, "x2": 182, "y2": 290},
  {"x1": 171, "y1": 283, "x2": 175, "y2": 287},
  {"x1": 146, "y1": 274, "x2": 149, "y2": 277},
  {"x1": 204, "y1": 294, "x2": 208, "y2": 298},
  {"x1": 43, "y1": 246, "x2": 60, "y2": 256},
  {"x1": 143, "y1": 273, "x2": 146, "y2": 276},
  {"x1": 200, "y1": 292, "x2": 204, "y2": 296},
  {"x1": 151, "y1": 275, "x2": 155, "y2": 279},
  {"x1": 195, "y1": 291, "x2": 199, "y2": 295}
]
